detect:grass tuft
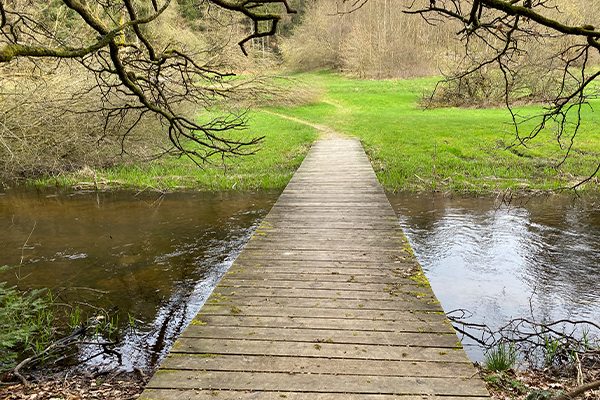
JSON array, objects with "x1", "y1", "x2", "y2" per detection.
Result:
[{"x1": 484, "y1": 341, "x2": 518, "y2": 371}]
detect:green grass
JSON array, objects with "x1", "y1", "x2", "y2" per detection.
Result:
[
  {"x1": 34, "y1": 111, "x2": 319, "y2": 191},
  {"x1": 32, "y1": 71, "x2": 600, "y2": 192},
  {"x1": 264, "y1": 71, "x2": 600, "y2": 192},
  {"x1": 483, "y1": 341, "x2": 518, "y2": 371}
]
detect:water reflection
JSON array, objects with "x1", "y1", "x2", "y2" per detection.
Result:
[
  {"x1": 3, "y1": 188, "x2": 599, "y2": 369},
  {"x1": 387, "y1": 193, "x2": 600, "y2": 361},
  {"x1": 0, "y1": 188, "x2": 278, "y2": 371}
]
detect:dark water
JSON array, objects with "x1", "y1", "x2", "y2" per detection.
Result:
[
  {"x1": 387, "y1": 192, "x2": 600, "y2": 361},
  {"x1": 0, "y1": 188, "x2": 278, "y2": 372}
]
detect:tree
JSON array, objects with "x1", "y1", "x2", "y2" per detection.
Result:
[
  {"x1": 399, "y1": 0, "x2": 600, "y2": 187},
  {"x1": 0, "y1": 0, "x2": 296, "y2": 164}
]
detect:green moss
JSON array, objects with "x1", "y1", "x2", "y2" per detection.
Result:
[
  {"x1": 408, "y1": 270, "x2": 431, "y2": 287},
  {"x1": 190, "y1": 319, "x2": 207, "y2": 326},
  {"x1": 208, "y1": 296, "x2": 231, "y2": 304}
]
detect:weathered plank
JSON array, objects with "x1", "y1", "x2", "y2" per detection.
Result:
[
  {"x1": 216, "y1": 279, "x2": 415, "y2": 291},
  {"x1": 141, "y1": 138, "x2": 490, "y2": 399},
  {"x1": 145, "y1": 371, "x2": 489, "y2": 396},
  {"x1": 179, "y1": 326, "x2": 460, "y2": 347},
  {"x1": 170, "y1": 338, "x2": 470, "y2": 363},
  {"x1": 189, "y1": 314, "x2": 453, "y2": 333},
  {"x1": 159, "y1": 354, "x2": 476, "y2": 377},
  {"x1": 196, "y1": 304, "x2": 448, "y2": 323},
  {"x1": 141, "y1": 390, "x2": 489, "y2": 400},
  {"x1": 211, "y1": 286, "x2": 433, "y2": 300}
]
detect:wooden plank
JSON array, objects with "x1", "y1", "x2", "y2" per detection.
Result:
[
  {"x1": 212, "y1": 286, "x2": 431, "y2": 301},
  {"x1": 141, "y1": 390, "x2": 490, "y2": 400},
  {"x1": 219, "y1": 274, "x2": 419, "y2": 286},
  {"x1": 218, "y1": 278, "x2": 395, "y2": 289},
  {"x1": 159, "y1": 354, "x2": 477, "y2": 377},
  {"x1": 190, "y1": 314, "x2": 453, "y2": 333},
  {"x1": 199, "y1": 296, "x2": 441, "y2": 312},
  {"x1": 145, "y1": 371, "x2": 488, "y2": 396},
  {"x1": 236, "y1": 250, "x2": 412, "y2": 263},
  {"x1": 197, "y1": 304, "x2": 450, "y2": 323},
  {"x1": 170, "y1": 338, "x2": 470, "y2": 362},
  {"x1": 229, "y1": 260, "x2": 421, "y2": 272},
  {"x1": 226, "y1": 266, "x2": 396, "y2": 276},
  {"x1": 141, "y1": 138, "x2": 490, "y2": 399},
  {"x1": 252, "y1": 232, "x2": 407, "y2": 241},
  {"x1": 179, "y1": 326, "x2": 460, "y2": 347}
]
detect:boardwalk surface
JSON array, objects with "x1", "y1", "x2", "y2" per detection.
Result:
[{"x1": 141, "y1": 138, "x2": 490, "y2": 400}]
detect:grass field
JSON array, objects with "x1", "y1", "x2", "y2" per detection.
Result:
[
  {"x1": 264, "y1": 72, "x2": 600, "y2": 193},
  {"x1": 35, "y1": 111, "x2": 319, "y2": 191},
  {"x1": 35, "y1": 72, "x2": 600, "y2": 192}
]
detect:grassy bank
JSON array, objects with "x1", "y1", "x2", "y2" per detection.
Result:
[
  {"x1": 32, "y1": 111, "x2": 319, "y2": 191},
  {"x1": 25, "y1": 72, "x2": 600, "y2": 192},
  {"x1": 265, "y1": 72, "x2": 600, "y2": 193}
]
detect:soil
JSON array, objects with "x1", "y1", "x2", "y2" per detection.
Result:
[
  {"x1": 479, "y1": 364, "x2": 600, "y2": 400},
  {"x1": 0, "y1": 369, "x2": 148, "y2": 400}
]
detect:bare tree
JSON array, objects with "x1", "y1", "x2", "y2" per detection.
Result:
[
  {"x1": 399, "y1": 0, "x2": 600, "y2": 187},
  {"x1": 0, "y1": 0, "x2": 295, "y2": 164}
]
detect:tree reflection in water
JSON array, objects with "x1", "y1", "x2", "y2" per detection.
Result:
[
  {"x1": 388, "y1": 192, "x2": 600, "y2": 362},
  {"x1": 0, "y1": 189, "x2": 279, "y2": 372}
]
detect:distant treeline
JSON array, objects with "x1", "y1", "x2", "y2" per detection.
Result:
[{"x1": 280, "y1": 0, "x2": 600, "y2": 81}]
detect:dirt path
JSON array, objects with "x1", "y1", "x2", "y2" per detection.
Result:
[{"x1": 258, "y1": 109, "x2": 348, "y2": 140}]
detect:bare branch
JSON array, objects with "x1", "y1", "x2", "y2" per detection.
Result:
[
  {"x1": 209, "y1": 0, "x2": 297, "y2": 55},
  {"x1": 0, "y1": 0, "x2": 289, "y2": 164}
]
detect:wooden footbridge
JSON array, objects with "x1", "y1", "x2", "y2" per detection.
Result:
[{"x1": 141, "y1": 138, "x2": 490, "y2": 399}]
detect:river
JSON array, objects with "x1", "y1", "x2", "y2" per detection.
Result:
[{"x1": 1, "y1": 188, "x2": 599, "y2": 370}]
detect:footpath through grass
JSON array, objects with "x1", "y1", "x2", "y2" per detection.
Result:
[
  {"x1": 37, "y1": 72, "x2": 600, "y2": 192},
  {"x1": 265, "y1": 72, "x2": 600, "y2": 193}
]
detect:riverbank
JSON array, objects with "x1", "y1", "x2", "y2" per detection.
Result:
[
  {"x1": 6, "y1": 72, "x2": 600, "y2": 194},
  {"x1": 23, "y1": 110, "x2": 319, "y2": 192},
  {"x1": 1, "y1": 368, "x2": 148, "y2": 400}
]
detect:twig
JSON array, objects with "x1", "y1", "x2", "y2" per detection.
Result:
[
  {"x1": 134, "y1": 367, "x2": 146, "y2": 382},
  {"x1": 17, "y1": 221, "x2": 36, "y2": 282},
  {"x1": 8, "y1": 309, "x2": 118, "y2": 385},
  {"x1": 12, "y1": 356, "x2": 35, "y2": 386},
  {"x1": 53, "y1": 286, "x2": 109, "y2": 298},
  {"x1": 552, "y1": 379, "x2": 600, "y2": 400}
]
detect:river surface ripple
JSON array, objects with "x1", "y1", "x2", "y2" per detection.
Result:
[
  {"x1": 387, "y1": 192, "x2": 600, "y2": 361},
  {"x1": 0, "y1": 188, "x2": 279, "y2": 372},
  {"x1": 2, "y1": 189, "x2": 599, "y2": 369}
]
